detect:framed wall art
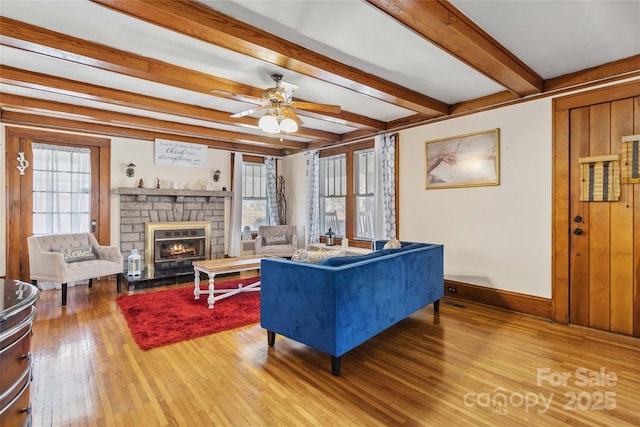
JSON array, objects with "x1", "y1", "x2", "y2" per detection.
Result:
[{"x1": 425, "y1": 128, "x2": 500, "y2": 189}]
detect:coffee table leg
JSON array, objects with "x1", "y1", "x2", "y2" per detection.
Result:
[
  {"x1": 207, "y1": 272, "x2": 216, "y2": 309},
  {"x1": 194, "y1": 266, "x2": 201, "y2": 300}
]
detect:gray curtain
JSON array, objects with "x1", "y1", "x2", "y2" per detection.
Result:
[
  {"x1": 305, "y1": 150, "x2": 320, "y2": 247},
  {"x1": 373, "y1": 133, "x2": 397, "y2": 240},
  {"x1": 264, "y1": 156, "x2": 278, "y2": 225},
  {"x1": 228, "y1": 152, "x2": 243, "y2": 257}
]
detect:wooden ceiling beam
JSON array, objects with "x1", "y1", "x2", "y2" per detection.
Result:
[
  {"x1": 0, "y1": 111, "x2": 289, "y2": 156},
  {"x1": 89, "y1": 0, "x2": 449, "y2": 117},
  {"x1": 366, "y1": 0, "x2": 543, "y2": 96},
  {"x1": 0, "y1": 66, "x2": 339, "y2": 142},
  {"x1": 0, "y1": 93, "x2": 308, "y2": 151},
  {"x1": 0, "y1": 17, "x2": 375, "y2": 130}
]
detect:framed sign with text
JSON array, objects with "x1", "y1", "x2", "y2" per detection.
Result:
[{"x1": 155, "y1": 139, "x2": 206, "y2": 168}]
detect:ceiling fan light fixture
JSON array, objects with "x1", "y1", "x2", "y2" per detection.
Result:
[
  {"x1": 258, "y1": 113, "x2": 280, "y2": 133},
  {"x1": 279, "y1": 117, "x2": 298, "y2": 133}
]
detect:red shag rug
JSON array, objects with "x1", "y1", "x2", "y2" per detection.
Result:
[{"x1": 117, "y1": 276, "x2": 261, "y2": 350}]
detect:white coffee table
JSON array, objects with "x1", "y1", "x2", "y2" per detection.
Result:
[{"x1": 192, "y1": 256, "x2": 267, "y2": 309}]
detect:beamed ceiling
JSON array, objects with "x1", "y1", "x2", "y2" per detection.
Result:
[{"x1": 1, "y1": 0, "x2": 639, "y2": 156}]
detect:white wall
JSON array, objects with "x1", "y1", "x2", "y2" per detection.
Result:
[
  {"x1": 284, "y1": 98, "x2": 553, "y2": 298},
  {"x1": 400, "y1": 99, "x2": 552, "y2": 298}
]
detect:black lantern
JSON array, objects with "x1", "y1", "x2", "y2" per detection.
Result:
[{"x1": 325, "y1": 228, "x2": 336, "y2": 246}]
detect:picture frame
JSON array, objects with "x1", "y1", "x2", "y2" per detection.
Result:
[{"x1": 425, "y1": 128, "x2": 500, "y2": 189}]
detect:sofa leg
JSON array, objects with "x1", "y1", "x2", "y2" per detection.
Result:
[
  {"x1": 267, "y1": 331, "x2": 276, "y2": 346},
  {"x1": 61, "y1": 283, "x2": 68, "y2": 306},
  {"x1": 116, "y1": 273, "x2": 122, "y2": 293},
  {"x1": 32, "y1": 280, "x2": 38, "y2": 288},
  {"x1": 434, "y1": 299, "x2": 440, "y2": 312},
  {"x1": 88, "y1": 278, "x2": 93, "y2": 288},
  {"x1": 331, "y1": 356, "x2": 342, "y2": 376}
]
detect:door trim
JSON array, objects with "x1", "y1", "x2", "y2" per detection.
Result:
[
  {"x1": 551, "y1": 80, "x2": 640, "y2": 325},
  {"x1": 5, "y1": 127, "x2": 112, "y2": 281}
]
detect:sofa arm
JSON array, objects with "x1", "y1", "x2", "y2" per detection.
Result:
[
  {"x1": 29, "y1": 251, "x2": 66, "y2": 282},
  {"x1": 94, "y1": 245, "x2": 124, "y2": 264},
  {"x1": 254, "y1": 236, "x2": 264, "y2": 252}
]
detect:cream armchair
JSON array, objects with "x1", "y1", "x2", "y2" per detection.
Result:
[
  {"x1": 254, "y1": 225, "x2": 298, "y2": 258},
  {"x1": 27, "y1": 233, "x2": 123, "y2": 306}
]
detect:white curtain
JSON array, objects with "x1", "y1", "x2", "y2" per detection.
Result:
[
  {"x1": 228, "y1": 152, "x2": 243, "y2": 257},
  {"x1": 304, "y1": 150, "x2": 320, "y2": 247},
  {"x1": 373, "y1": 134, "x2": 397, "y2": 241},
  {"x1": 264, "y1": 156, "x2": 279, "y2": 225},
  {"x1": 32, "y1": 143, "x2": 91, "y2": 235}
]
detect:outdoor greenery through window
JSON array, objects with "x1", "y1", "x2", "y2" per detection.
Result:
[{"x1": 242, "y1": 161, "x2": 267, "y2": 232}]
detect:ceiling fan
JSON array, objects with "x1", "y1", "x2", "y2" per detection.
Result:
[{"x1": 230, "y1": 73, "x2": 341, "y2": 134}]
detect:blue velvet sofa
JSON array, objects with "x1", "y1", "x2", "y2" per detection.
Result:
[{"x1": 260, "y1": 240, "x2": 444, "y2": 376}]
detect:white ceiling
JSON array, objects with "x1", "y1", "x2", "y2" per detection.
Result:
[{"x1": 1, "y1": 0, "x2": 639, "y2": 156}]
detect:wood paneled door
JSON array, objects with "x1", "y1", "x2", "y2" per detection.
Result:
[
  {"x1": 553, "y1": 80, "x2": 640, "y2": 337},
  {"x1": 5, "y1": 127, "x2": 112, "y2": 282}
]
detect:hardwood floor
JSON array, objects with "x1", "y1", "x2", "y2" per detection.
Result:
[{"x1": 31, "y1": 275, "x2": 639, "y2": 426}]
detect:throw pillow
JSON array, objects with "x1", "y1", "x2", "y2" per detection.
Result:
[
  {"x1": 54, "y1": 245, "x2": 97, "y2": 263},
  {"x1": 291, "y1": 249, "x2": 345, "y2": 264},
  {"x1": 263, "y1": 233, "x2": 289, "y2": 245},
  {"x1": 383, "y1": 238, "x2": 402, "y2": 249}
]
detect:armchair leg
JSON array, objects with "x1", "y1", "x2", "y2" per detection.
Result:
[
  {"x1": 61, "y1": 283, "x2": 68, "y2": 306},
  {"x1": 88, "y1": 278, "x2": 93, "y2": 288},
  {"x1": 267, "y1": 330, "x2": 276, "y2": 346},
  {"x1": 116, "y1": 273, "x2": 122, "y2": 293},
  {"x1": 32, "y1": 280, "x2": 37, "y2": 288}
]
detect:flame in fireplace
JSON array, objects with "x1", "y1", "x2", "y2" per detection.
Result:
[{"x1": 167, "y1": 243, "x2": 196, "y2": 257}]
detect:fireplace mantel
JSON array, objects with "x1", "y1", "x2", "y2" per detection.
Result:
[{"x1": 115, "y1": 187, "x2": 232, "y2": 201}]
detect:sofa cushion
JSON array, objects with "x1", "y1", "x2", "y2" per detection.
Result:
[
  {"x1": 54, "y1": 245, "x2": 97, "y2": 263},
  {"x1": 317, "y1": 250, "x2": 386, "y2": 267},
  {"x1": 263, "y1": 233, "x2": 289, "y2": 245}
]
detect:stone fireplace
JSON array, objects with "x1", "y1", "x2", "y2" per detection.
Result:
[{"x1": 115, "y1": 187, "x2": 231, "y2": 278}]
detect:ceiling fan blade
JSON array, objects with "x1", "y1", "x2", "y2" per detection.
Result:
[
  {"x1": 230, "y1": 105, "x2": 267, "y2": 118},
  {"x1": 290, "y1": 101, "x2": 341, "y2": 114}
]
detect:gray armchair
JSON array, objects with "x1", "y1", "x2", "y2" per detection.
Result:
[
  {"x1": 254, "y1": 225, "x2": 298, "y2": 258},
  {"x1": 27, "y1": 233, "x2": 123, "y2": 306}
]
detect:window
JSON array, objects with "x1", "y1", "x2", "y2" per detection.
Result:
[
  {"x1": 319, "y1": 154, "x2": 346, "y2": 236},
  {"x1": 241, "y1": 161, "x2": 267, "y2": 232},
  {"x1": 354, "y1": 149, "x2": 375, "y2": 239}
]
